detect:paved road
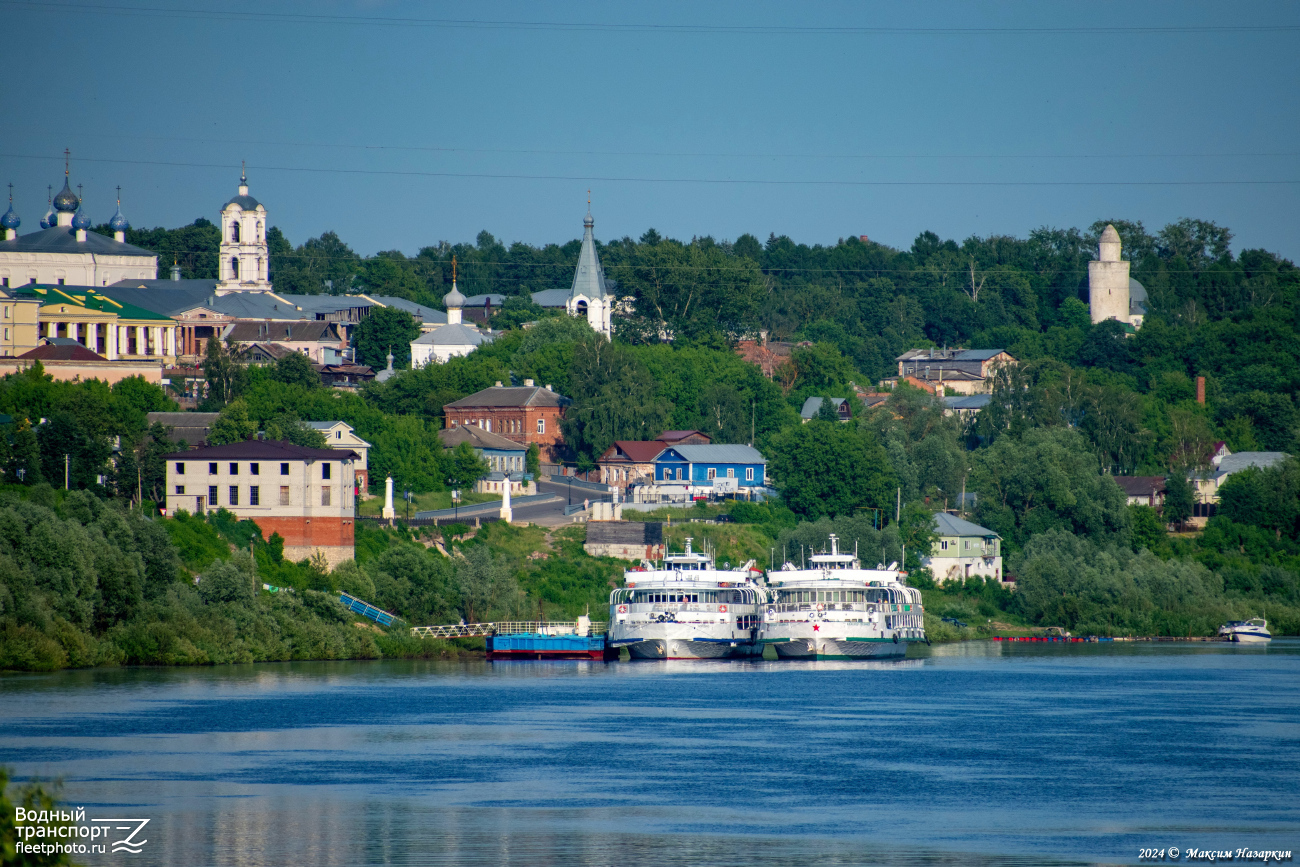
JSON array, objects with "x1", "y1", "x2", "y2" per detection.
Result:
[{"x1": 515, "y1": 479, "x2": 614, "y2": 527}]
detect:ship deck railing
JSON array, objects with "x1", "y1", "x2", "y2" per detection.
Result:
[{"x1": 768, "y1": 602, "x2": 918, "y2": 614}]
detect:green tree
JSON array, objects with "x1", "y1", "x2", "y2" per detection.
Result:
[
  {"x1": 816, "y1": 397, "x2": 841, "y2": 423},
  {"x1": 201, "y1": 337, "x2": 247, "y2": 409},
  {"x1": 768, "y1": 421, "x2": 896, "y2": 520},
  {"x1": 1, "y1": 767, "x2": 81, "y2": 865},
  {"x1": 353, "y1": 306, "x2": 420, "y2": 370},
  {"x1": 447, "y1": 441, "x2": 490, "y2": 491},
  {"x1": 525, "y1": 442, "x2": 541, "y2": 477},
  {"x1": 11, "y1": 419, "x2": 42, "y2": 485},
  {"x1": 1129, "y1": 504, "x2": 1167, "y2": 552},
  {"x1": 562, "y1": 340, "x2": 673, "y2": 460},
  {"x1": 1162, "y1": 471, "x2": 1196, "y2": 529},
  {"x1": 208, "y1": 399, "x2": 257, "y2": 445},
  {"x1": 273, "y1": 351, "x2": 320, "y2": 389}
]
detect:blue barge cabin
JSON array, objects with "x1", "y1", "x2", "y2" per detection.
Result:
[{"x1": 486, "y1": 617, "x2": 607, "y2": 660}]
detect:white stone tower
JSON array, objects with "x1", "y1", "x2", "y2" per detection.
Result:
[
  {"x1": 217, "y1": 162, "x2": 271, "y2": 294},
  {"x1": 1088, "y1": 224, "x2": 1130, "y2": 325}
]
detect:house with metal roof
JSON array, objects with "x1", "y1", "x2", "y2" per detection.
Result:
[
  {"x1": 883, "y1": 348, "x2": 1017, "y2": 395},
  {"x1": 306, "y1": 421, "x2": 373, "y2": 493},
  {"x1": 443, "y1": 380, "x2": 571, "y2": 461},
  {"x1": 924, "y1": 512, "x2": 1004, "y2": 584},
  {"x1": 11, "y1": 283, "x2": 177, "y2": 361},
  {"x1": 649, "y1": 444, "x2": 767, "y2": 498},
  {"x1": 800, "y1": 396, "x2": 851, "y2": 422}
]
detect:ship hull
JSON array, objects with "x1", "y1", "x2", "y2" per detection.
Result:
[
  {"x1": 624, "y1": 638, "x2": 752, "y2": 660},
  {"x1": 770, "y1": 635, "x2": 908, "y2": 660}
]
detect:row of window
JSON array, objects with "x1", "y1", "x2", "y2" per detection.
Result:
[
  {"x1": 175, "y1": 485, "x2": 338, "y2": 507},
  {"x1": 937, "y1": 539, "x2": 997, "y2": 552},
  {"x1": 227, "y1": 222, "x2": 263, "y2": 243},
  {"x1": 176, "y1": 462, "x2": 334, "y2": 480},
  {"x1": 467, "y1": 418, "x2": 544, "y2": 435},
  {"x1": 660, "y1": 466, "x2": 756, "y2": 482},
  {"x1": 773, "y1": 589, "x2": 902, "y2": 604}
]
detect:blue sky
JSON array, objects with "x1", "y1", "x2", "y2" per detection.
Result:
[{"x1": 2, "y1": 1, "x2": 1298, "y2": 259}]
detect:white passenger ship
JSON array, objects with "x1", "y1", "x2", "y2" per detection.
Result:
[
  {"x1": 760, "y1": 535, "x2": 925, "y2": 660},
  {"x1": 608, "y1": 538, "x2": 767, "y2": 659}
]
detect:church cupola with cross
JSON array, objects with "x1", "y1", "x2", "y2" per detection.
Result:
[
  {"x1": 216, "y1": 162, "x2": 271, "y2": 294},
  {"x1": 566, "y1": 195, "x2": 613, "y2": 336}
]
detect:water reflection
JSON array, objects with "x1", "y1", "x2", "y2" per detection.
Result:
[{"x1": 1, "y1": 642, "x2": 1297, "y2": 867}]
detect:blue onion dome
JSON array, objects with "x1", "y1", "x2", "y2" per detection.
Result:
[
  {"x1": 443, "y1": 281, "x2": 466, "y2": 308},
  {"x1": 40, "y1": 208, "x2": 53, "y2": 229},
  {"x1": 1, "y1": 205, "x2": 19, "y2": 231},
  {"x1": 53, "y1": 179, "x2": 79, "y2": 212},
  {"x1": 108, "y1": 204, "x2": 129, "y2": 233},
  {"x1": 71, "y1": 206, "x2": 91, "y2": 230}
]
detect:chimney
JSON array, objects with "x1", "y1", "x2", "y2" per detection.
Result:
[
  {"x1": 524, "y1": 378, "x2": 535, "y2": 387},
  {"x1": 495, "y1": 380, "x2": 503, "y2": 387},
  {"x1": 545, "y1": 384, "x2": 552, "y2": 391},
  {"x1": 1196, "y1": 376, "x2": 1206, "y2": 405},
  {"x1": 859, "y1": 235, "x2": 869, "y2": 244}
]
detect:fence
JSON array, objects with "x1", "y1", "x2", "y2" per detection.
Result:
[{"x1": 410, "y1": 620, "x2": 608, "y2": 638}]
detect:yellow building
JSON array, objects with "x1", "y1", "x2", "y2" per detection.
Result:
[
  {"x1": 0, "y1": 289, "x2": 43, "y2": 357},
  {"x1": 10, "y1": 284, "x2": 176, "y2": 362}
]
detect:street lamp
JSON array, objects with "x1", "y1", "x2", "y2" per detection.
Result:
[{"x1": 404, "y1": 489, "x2": 412, "y2": 521}]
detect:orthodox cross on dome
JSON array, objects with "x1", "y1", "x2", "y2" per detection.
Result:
[
  {"x1": 64, "y1": 148, "x2": 70, "y2": 177},
  {"x1": 241, "y1": 159, "x2": 247, "y2": 184},
  {"x1": 452, "y1": 255, "x2": 457, "y2": 283},
  {"x1": 116, "y1": 185, "x2": 121, "y2": 206}
]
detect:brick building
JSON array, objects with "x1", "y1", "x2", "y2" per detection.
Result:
[
  {"x1": 163, "y1": 439, "x2": 359, "y2": 567},
  {"x1": 443, "y1": 380, "x2": 571, "y2": 461}
]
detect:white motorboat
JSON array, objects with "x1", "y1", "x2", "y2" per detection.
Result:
[
  {"x1": 1218, "y1": 618, "x2": 1272, "y2": 643},
  {"x1": 608, "y1": 538, "x2": 767, "y2": 660},
  {"x1": 760, "y1": 534, "x2": 923, "y2": 660}
]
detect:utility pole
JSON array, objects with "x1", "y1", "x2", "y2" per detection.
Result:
[
  {"x1": 960, "y1": 474, "x2": 967, "y2": 518},
  {"x1": 750, "y1": 399, "x2": 755, "y2": 447},
  {"x1": 896, "y1": 486, "x2": 901, "y2": 523},
  {"x1": 64, "y1": 454, "x2": 70, "y2": 490}
]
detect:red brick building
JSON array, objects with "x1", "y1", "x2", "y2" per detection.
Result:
[{"x1": 443, "y1": 380, "x2": 571, "y2": 461}]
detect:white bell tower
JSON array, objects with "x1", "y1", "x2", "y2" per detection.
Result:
[{"x1": 217, "y1": 162, "x2": 272, "y2": 294}]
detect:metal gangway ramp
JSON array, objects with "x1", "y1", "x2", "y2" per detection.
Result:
[{"x1": 410, "y1": 620, "x2": 607, "y2": 639}]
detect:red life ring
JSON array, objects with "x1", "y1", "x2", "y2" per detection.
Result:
[
  {"x1": 616, "y1": 605, "x2": 628, "y2": 614},
  {"x1": 718, "y1": 604, "x2": 728, "y2": 613}
]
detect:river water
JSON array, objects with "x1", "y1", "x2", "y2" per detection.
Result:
[{"x1": 2, "y1": 640, "x2": 1298, "y2": 867}]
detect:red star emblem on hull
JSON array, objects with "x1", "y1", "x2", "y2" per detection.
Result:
[{"x1": 812, "y1": 624, "x2": 820, "y2": 631}]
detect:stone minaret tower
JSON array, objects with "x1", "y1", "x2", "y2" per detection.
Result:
[{"x1": 1088, "y1": 224, "x2": 1130, "y2": 325}]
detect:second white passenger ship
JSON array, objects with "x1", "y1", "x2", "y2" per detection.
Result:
[
  {"x1": 608, "y1": 539, "x2": 767, "y2": 659},
  {"x1": 760, "y1": 534, "x2": 925, "y2": 660}
]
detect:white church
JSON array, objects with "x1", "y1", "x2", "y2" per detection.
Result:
[
  {"x1": 1088, "y1": 223, "x2": 1147, "y2": 330},
  {"x1": 530, "y1": 208, "x2": 615, "y2": 337}
]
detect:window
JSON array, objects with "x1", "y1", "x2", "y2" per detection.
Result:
[
  {"x1": 57, "y1": 278, "x2": 65, "y2": 285},
  {"x1": 230, "y1": 257, "x2": 240, "y2": 279},
  {"x1": 322, "y1": 487, "x2": 332, "y2": 506},
  {"x1": 676, "y1": 468, "x2": 683, "y2": 480},
  {"x1": 707, "y1": 468, "x2": 717, "y2": 481},
  {"x1": 941, "y1": 540, "x2": 949, "y2": 551},
  {"x1": 229, "y1": 463, "x2": 238, "y2": 474},
  {"x1": 536, "y1": 418, "x2": 545, "y2": 435},
  {"x1": 279, "y1": 486, "x2": 290, "y2": 505},
  {"x1": 280, "y1": 463, "x2": 290, "y2": 475},
  {"x1": 484, "y1": 419, "x2": 491, "y2": 432},
  {"x1": 209, "y1": 485, "x2": 218, "y2": 505},
  {"x1": 745, "y1": 467, "x2": 754, "y2": 482},
  {"x1": 2, "y1": 306, "x2": 6, "y2": 317},
  {"x1": 335, "y1": 430, "x2": 341, "y2": 439},
  {"x1": 322, "y1": 463, "x2": 331, "y2": 480},
  {"x1": 231, "y1": 222, "x2": 240, "y2": 243},
  {"x1": 250, "y1": 463, "x2": 259, "y2": 475},
  {"x1": 727, "y1": 468, "x2": 735, "y2": 478},
  {"x1": 209, "y1": 462, "x2": 218, "y2": 475},
  {"x1": 176, "y1": 462, "x2": 185, "y2": 474},
  {"x1": 663, "y1": 468, "x2": 671, "y2": 480},
  {"x1": 175, "y1": 485, "x2": 185, "y2": 495},
  {"x1": 4, "y1": 328, "x2": 8, "y2": 340},
  {"x1": 229, "y1": 486, "x2": 239, "y2": 506},
  {"x1": 250, "y1": 486, "x2": 259, "y2": 506}
]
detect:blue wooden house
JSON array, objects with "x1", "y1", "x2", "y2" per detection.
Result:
[{"x1": 652, "y1": 444, "x2": 767, "y2": 491}]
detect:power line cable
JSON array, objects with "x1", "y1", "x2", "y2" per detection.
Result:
[
  {"x1": 6, "y1": 1, "x2": 1298, "y2": 35},
  {"x1": 5, "y1": 152, "x2": 1296, "y2": 187}
]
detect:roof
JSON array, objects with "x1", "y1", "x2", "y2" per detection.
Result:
[
  {"x1": 530, "y1": 288, "x2": 570, "y2": 308},
  {"x1": 953, "y1": 349, "x2": 1006, "y2": 361},
  {"x1": 656, "y1": 430, "x2": 711, "y2": 443},
  {"x1": 163, "y1": 438, "x2": 359, "y2": 462},
  {"x1": 102, "y1": 283, "x2": 222, "y2": 316},
  {"x1": 236, "y1": 342, "x2": 296, "y2": 361},
  {"x1": 224, "y1": 321, "x2": 340, "y2": 343},
  {"x1": 223, "y1": 194, "x2": 262, "y2": 210},
  {"x1": 933, "y1": 512, "x2": 999, "y2": 538},
  {"x1": 800, "y1": 397, "x2": 847, "y2": 419},
  {"x1": 1112, "y1": 476, "x2": 1167, "y2": 497},
  {"x1": 0, "y1": 225, "x2": 157, "y2": 258},
  {"x1": 463, "y1": 294, "x2": 505, "y2": 306},
  {"x1": 364, "y1": 295, "x2": 447, "y2": 324},
  {"x1": 600, "y1": 441, "x2": 669, "y2": 463},
  {"x1": 412, "y1": 323, "x2": 493, "y2": 346},
  {"x1": 445, "y1": 385, "x2": 570, "y2": 409},
  {"x1": 943, "y1": 394, "x2": 992, "y2": 410},
  {"x1": 305, "y1": 421, "x2": 372, "y2": 447},
  {"x1": 14, "y1": 285, "x2": 174, "y2": 322},
  {"x1": 1215, "y1": 452, "x2": 1290, "y2": 478},
  {"x1": 438, "y1": 424, "x2": 527, "y2": 452},
  {"x1": 147, "y1": 412, "x2": 220, "y2": 444},
  {"x1": 18, "y1": 343, "x2": 106, "y2": 362},
  {"x1": 662, "y1": 444, "x2": 766, "y2": 464},
  {"x1": 570, "y1": 213, "x2": 610, "y2": 301}
]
